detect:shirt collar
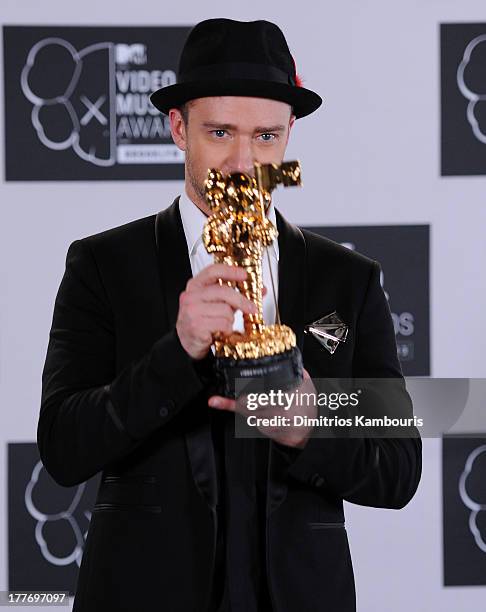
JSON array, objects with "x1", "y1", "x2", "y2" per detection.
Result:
[
  {"x1": 178, "y1": 188, "x2": 209, "y2": 259},
  {"x1": 178, "y1": 187, "x2": 280, "y2": 261}
]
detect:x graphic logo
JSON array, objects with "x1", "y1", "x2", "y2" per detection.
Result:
[{"x1": 80, "y1": 95, "x2": 107, "y2": 126}]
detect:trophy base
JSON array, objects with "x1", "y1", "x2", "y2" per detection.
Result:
[{"x1": 214, "y1": 346, "x2": 303, "y2": 398}]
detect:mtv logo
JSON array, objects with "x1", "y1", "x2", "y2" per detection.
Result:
[
  {"x1": 306, "y1": 224, "x2": 430, "y2": 376},
  {"x1": 8, "y1": 443, "x2": 100, "y2": 593},
  {"x1": 441, "y1": 23, "x2": 486, "y2": 175},
  {"x1": 3, "y1": 25, "x2": 189, "y2": 180},
  {"x1": 115, "y1": 43, "x2": 147, "y2": 65},
  {"x1": 443, "y1": 435, "x2": 486, "y2": 585}
]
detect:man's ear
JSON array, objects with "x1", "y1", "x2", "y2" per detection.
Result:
[
  {"x1": 169, "y1": 108, "x2": 187, "y2": 151},
  {"x1": 285, "y1": 113, "x2": 296, "y2": 146}
]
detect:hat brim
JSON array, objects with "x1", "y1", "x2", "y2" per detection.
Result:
[{"x1": 149, "y1": 78, "x2": 322, "y2": 119}]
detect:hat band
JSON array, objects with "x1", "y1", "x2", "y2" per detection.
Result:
[{"x1": 179, "y1": 62, "x2": 295, "y2": 87}]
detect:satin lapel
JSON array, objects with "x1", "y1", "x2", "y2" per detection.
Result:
[
  {"x1": 275, "y1": 208, "x2": 307, "y2": 352},
  {"x1": 155, "y1": 196, "x2": 193, "y2": 329},
  {"x1": 267, "y1": 210, "x2": 308, "y2": 514},
  {"x1": 155, "y1": 197, "x2": 218, "y2": 511}
]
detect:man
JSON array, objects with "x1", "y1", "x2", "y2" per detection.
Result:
[{"x1": 38, "y1": 18, "x2": 422, "y2": 612}]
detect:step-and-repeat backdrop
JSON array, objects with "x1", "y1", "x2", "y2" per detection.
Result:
[{"x1": 1, "y1": 6, "x2": 485, "y2": 610}]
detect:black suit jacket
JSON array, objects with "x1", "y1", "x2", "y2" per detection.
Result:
[{"x1": 38, "y1": 198, "x2": 422, "y2": 612}]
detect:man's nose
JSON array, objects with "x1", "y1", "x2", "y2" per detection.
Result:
[{"x1": 225, "y1": 137, "x2": 254, "y2": 175}]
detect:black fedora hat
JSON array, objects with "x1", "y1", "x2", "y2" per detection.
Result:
[{"x1": 149, "y1": 18, "x2": 322, "y2": 119}]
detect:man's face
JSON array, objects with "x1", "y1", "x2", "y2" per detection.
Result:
[{"x1": 169, "y1": 96, "x2": 296, "y2": 214}]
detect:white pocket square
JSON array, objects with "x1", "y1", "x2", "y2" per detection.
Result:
[{"x1": 304, "y1": 311, "x2": 348, "y2": 355}]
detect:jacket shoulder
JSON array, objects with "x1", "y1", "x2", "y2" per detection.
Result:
[
  {"x1": 76, "y1": 214, "x2": 156, "y2": 252},
  {"x1": 301, "y1": 227, "x2": 376, "y2": 274},
  {"x1": 63, "y1": 215, "x2": 159, "y2": 290}
]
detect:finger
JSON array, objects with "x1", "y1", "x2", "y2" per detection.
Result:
[
  {"x1": 189, "y1": 263, "x2": 248, "y2": 289},
  {"x1": 201, "y1": 284, "x2": 257, "y2": 314},
  {"x1": 178, "y1": 297, "x2": 234, "y2": 332},
  {"x1": 208, "y1": 396, "x2": 236, "y2": 411},
  {"x1": 179, "y1": 292, "x2": 244, "y2": 326},
  {"x1": 203, "y1": 316, "x2": 234, "y2": 335},
  {"x1": 197, "y1": 302, "x2": 234, "y2": 320},
  {"x1": 185, "y1": 330, "x2": 213, "y2": 356}
]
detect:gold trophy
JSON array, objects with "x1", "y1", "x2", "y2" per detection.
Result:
[{"x1": 203, "y1": 161, "x2": 304, "y2": 397}]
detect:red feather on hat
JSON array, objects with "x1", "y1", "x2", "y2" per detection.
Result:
[{"x1": 292, "y1": 55, "x2": 303, "y2": 87}]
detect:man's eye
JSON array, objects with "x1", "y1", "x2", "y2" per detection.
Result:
[
  {"x1": 211, "y1": 130, "x2": 227, "y2": 138},
  {"x1": 259, "y1": 133, "x2": 276, "y2": 142}
]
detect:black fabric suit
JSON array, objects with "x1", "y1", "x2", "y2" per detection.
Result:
[{"x1": 38, "y1": 198, "x2": 422, "y2": 612}]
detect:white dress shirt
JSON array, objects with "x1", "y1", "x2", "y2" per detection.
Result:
[{"x1": 178, "y1": 188, "x2": 279, "y2": 331}]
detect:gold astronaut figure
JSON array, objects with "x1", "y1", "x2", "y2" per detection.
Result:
[{"x1": 203, "y1": 161, "x2": 301, "y2": 361}]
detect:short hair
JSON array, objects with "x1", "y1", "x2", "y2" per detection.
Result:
[
  {"x1": 178, "y1": 101, "x2": 192, "y2": 125},
  {"x1": 178, "y1": 99, "x2": 295, "y2": 125}
]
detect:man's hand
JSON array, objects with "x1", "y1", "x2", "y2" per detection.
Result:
[
  {"x1": 176, "y1": 263, "x2": 257, "y2": 360},
  {"x1": 208, "y1": 368, "x2": 317, "y2": 449}
]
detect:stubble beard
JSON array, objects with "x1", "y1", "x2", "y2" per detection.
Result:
[{"x1": 185, "y1": 143, "x2": 208, "y2": 213}]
